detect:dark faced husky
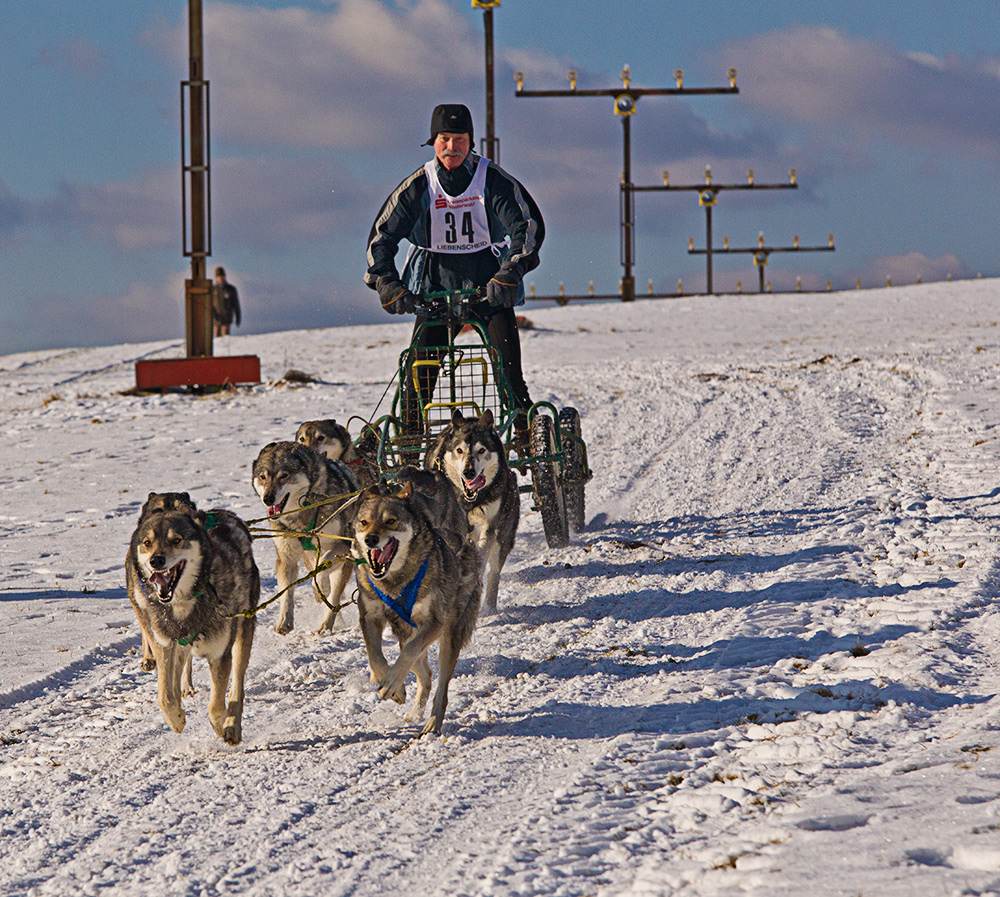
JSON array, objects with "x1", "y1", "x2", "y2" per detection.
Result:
[
  {"x1": 129, "y1": 492, "x2": 207, "y2": 683},
  {"x1": 252, "y1": 441, "x2": 359, "y2": 635},
  {"x1": 426, "y1": 409, "x2": 519, "y2": 613},
  {"x1": 125, "y1": 508, "x2": 259, "y2": 745},
  {"x1": 353, "y1": 481, "x2": 482, "y2": 735},
  {"x1": 295, "y1": 419, "x2": 380, "y2": 489}
]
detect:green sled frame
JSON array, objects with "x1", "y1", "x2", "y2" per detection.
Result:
[{"x1": 363, "y1": 289, "x2": 592, "y2": 549}]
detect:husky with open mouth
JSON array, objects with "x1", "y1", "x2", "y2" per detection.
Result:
[
  {"x1": 353, "y1": 480, "x2": 481, "y2": 735},
  {"x1": 125, "y1": 507, "x2": 259, "y2": 744},
  {"x1": 426, "y1": 408, "x2": 520, "y2": 613},
  {"x1": 252, "y1": 441, "x2": 360, "y2": 634}
]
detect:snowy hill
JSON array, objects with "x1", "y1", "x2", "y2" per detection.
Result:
[{"x1": 2, "y1": 281, "x2": 1000, "y2": 896}]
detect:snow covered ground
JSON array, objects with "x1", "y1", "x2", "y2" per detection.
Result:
[{"x1": 2, "y1": 280, "x2": 1000, "y2": 896}]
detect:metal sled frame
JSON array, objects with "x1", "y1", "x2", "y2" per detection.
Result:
[{"x1": 366, "y1": 289, "x2": 591, "y2": 548}]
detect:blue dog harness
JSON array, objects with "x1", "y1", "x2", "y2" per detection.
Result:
[{"x1": 365, "y1": 558, "x2": 429, "y2": 628}]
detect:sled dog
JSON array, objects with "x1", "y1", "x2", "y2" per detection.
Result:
[
  {"x1": 353, "y1": 481, "x2": 481, "y2": 735},
  {"x1": 295, "y1": 419, "x2": 380, "y2": 489},
  {"x1": 129, "y1": 492, "x2": 201, "y2": 674},
  {"x1": 426, "y1": 409, "x2": 519, "y2": 612},
  {"x1": 252, "y1": 441, "x2": 359, "y2": 634},
  {"x1": 130, "y1": 492, "x2": 239, "y2": 684},
  {"x1": 391, "y1": 464, "x2": 471, "y2": 554},
  {"x1": 125, "y1": 507, "x2": 259, "y2": 745}
]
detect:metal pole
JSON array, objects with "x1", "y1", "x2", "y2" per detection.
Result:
[
  {"x1": 482, "y1": 8, "x2": 498, "y2": 161},
  {"x1": 621, "y1": 114, "x2": 634, "y2": 301},
  {"x1": 184, "y1": 0, "x2": 212, "y2": 357},
  {"x1": 705, "y1": 204, "x2": 713, "y2": 296}
]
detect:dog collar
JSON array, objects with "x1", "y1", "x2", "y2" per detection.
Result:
[
  {"x1": 365, "y1": 558, "x2": 429, "y2": 628},
  {"x1": 298, "y1": 504, "x2": 322, "y2": 552},
  {"x1": 177, "y1": 624, "x2": 203, "y2": 647}
]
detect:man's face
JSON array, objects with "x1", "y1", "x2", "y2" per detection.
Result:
[{"x1": 434, "y1": 132, "x2": 471, "y2": 171}]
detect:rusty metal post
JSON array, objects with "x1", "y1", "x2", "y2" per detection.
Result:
[
  {"x1": 476, "y1": 1, "x2": 501, "y2": 162},
  {"x1": 134, "y1": 0, "x2": 260, "y2": 391},
  {"x1": 182, "y1": 0, "x2": 212, "y2": 357}
]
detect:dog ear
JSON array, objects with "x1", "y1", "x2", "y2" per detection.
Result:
[
  {"x1": 479, "y1": 408, "x2": 494, "y2": 428},
  {"x1": 451, "y1": 408, "x2": 466, "y2": 426},
  {"x1": 397, "y1": 480, "x2": 414, "y2": 499}
]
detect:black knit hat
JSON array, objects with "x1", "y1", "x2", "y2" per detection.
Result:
[{"x1": 423, "y1": 104, "x2": 474, "y2": 146}]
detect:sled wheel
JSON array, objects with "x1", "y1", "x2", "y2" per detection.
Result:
[
  {"x1": 530, "y1": 413, "x2": 569, "y2": 549},
  {"x1": 558, "y1": 407, "x2": 586, "y2": 534}
]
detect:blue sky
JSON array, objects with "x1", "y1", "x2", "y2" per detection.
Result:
[{"x1": 1, "y1": 0, "x2": 998, "y2": 355}]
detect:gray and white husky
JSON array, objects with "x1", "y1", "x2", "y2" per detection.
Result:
[
  {"x1": 125, "y1": 507, "x2": 259, "y2": 745},
  {"x1": 353, "y1": 481, "x2": 482, "y2": 735},
  {"x1": 295, "y1": 419, "x2": 380, "y2": 489},
  {"x1": 252, "y1": 441, "x2": 359, "y2": 634},
  {"x1": 426, "y1": 409, "x2": 519, "y2": 613},
  {"x1": 128, "y1": 491, "x2": 201, "y2": 675}
]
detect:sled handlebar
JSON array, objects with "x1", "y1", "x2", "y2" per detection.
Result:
[{"x1": 413, "y1": 288, "x2": 487, "y2": 322}]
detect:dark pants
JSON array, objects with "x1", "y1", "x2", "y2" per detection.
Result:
[{"x1": 401, "y1": 307, "x2": 531, "y2": 434}]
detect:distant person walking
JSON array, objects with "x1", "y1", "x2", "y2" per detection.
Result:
[{"x1": 212, "y1": 266, "x2": 241, "y2": 337}]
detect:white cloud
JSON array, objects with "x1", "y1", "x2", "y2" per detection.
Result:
[
  {"x1": 164, "y1": 0, "x2": 486, "y2": 148},
  {"x1": 718, "y1": 26, "x2": 1000, "y2": 160},
  {"x1": 870, "y1": 251, "x2": 967, "y2": 285}
]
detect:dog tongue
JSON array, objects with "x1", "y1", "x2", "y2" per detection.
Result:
[
  {"x1": 465, "y1": 473, "x2": 487, "y2": 491},
  {"x1": 267, "y1": 505, "x2": 281, "y2": 517},
  {"x1": 149, "y1": 570, "x2": 174, "y2": 599},
  {"x1": 373, "y1": 537, "x2": 398, "y2": 567}
]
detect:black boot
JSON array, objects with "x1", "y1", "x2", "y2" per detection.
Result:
[{"x1": 513, "y1": 411, "x2": 530, "y2": 460}]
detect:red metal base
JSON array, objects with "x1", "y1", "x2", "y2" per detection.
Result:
[{"x1": 135, "y1": 355, "x2": 261, "y2": 390}]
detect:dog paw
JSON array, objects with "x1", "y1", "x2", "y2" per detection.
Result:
[
  {"x1": 163, "y1": 707, "x2": 186, "y2": 733},
  {"x1": 140, "y1": 658, "x2": 156, "y2": 672},
  {"x1": 420, "y1": 716, "x2": 442, "y2": 736},
  {"x1": 181, "y1": 685, "x2": 196, "y2": 698},
  {"x1": 274, "y1": 618, "x2": 293, "y2": 636},
  {"x1": 378, "y1": 681, "x2": 407, "y2": 705},
  {"x1": 315, "y1": 619, "x2": 337, "y2": 635},
  {"x1": 405, "y1": 704, "x2": 427, "y2": 723},
  {"x1": 223, "y1": 717, "x2": 242, "y2": 745}
]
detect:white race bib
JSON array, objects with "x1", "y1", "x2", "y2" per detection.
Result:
[{"x1": 425, "y1": 156, "x2": 492, "y2": 253}]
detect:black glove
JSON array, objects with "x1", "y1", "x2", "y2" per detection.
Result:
[
  {"x1": 376, "y1": 276, "x2": 416, "y2": 315},
  {"x1": 486, "y1": 274, "x2": 519, "y2": 308}
]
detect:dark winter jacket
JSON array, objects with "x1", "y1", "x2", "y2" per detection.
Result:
[
  {"x1": 212, "y1": 282, "x2": 241, "y2": 326},
  {"x1": 364, "y1": 152, "x2": 544, "y2": 297}
]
